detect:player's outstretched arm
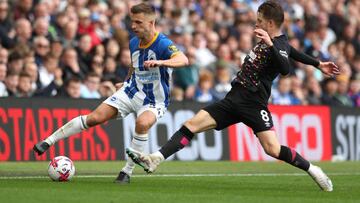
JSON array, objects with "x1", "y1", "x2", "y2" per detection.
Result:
[
  {"x1": 289, "y1": 46, "x2": 340, "y2": 77},
  {"x1": 144, "y1": 52, "x2": 189, "y2": 68}
]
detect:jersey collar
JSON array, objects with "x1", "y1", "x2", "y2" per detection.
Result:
[{"x1": 139, "y1": 32, "x2": 159, "y2": 49}]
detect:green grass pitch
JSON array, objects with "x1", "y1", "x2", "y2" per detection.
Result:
[{"x1": 0, "y1": 161, "x2": 359, "y2": 203}]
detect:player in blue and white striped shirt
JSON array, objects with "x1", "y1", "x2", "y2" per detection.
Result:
[{"x1": 33, "y1": 3, "x2": 189, "y2": 184}]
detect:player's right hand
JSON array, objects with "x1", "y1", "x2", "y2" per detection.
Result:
[
  {"x1": 254, "y1": 28, "x2": 273, "y2": 46},
  {"x1": 144, "y1": 60, "x2": 163, "y2": 68}
]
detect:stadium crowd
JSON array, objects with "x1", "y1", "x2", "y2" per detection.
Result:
[{"x1": 0, "y1": 0, "x2": 359, "y2": 107}]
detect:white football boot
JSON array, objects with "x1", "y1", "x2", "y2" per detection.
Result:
[
  {"x1": 126, "y1": 148, "x2": 164, "y2": 173},
  {"x1": 307, "y1": 164, "x2": 333, "y2": 192}
]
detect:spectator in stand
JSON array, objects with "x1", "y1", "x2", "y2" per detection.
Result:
[
  {"x1": 77, "y1": 34, "x2": 93, "y2": 70},
  {"x1": 50, "y1": 11, "x2": 69, "y2": 40},
  {"x1": 290, "y1": 75, "x2": 307, "y2": 105},
  {"x1": 62, "y1": 21, "x2": 78, "y2": 48},
  {"x1": 171, "y1": 87, "x2": 185, "y2": 102},
  {"x1": 15, "y1": 72, "x2": 33, "y2": 97},
  {"x1": 116, "y1": 49, "x2": 130, "y2": 81},
  {"x1": 38, "y1": 54, "x2": 59, "y2": 89},
  {"x1": 317, "y1": 11, "x2": 336, "y2": 57},
  {"x1": 0, "y1": 47, "x2": 8, "y2": 64},
  {"x1": 94, "y1": 44, "x2": 105, "y2": 58},
  {"x1": 103, "y1": 56, "x2": 118, "y2": 81},
  {"x1": 173, "y1": 46, "x2": 198, "y2": 100},
  {"x1": 7, "y1": 51, "x2": 23, "y2": 74},
  {"x1": 33, "y1": 17, "x2": 51, "y2": 40},
  {"x1": 77, "y1": 8, "x2": 101, "y2": 47},
  {"x1": 3, "y1": 71, "x2": 19, "y2": 97},
  {"x1": 206, "y1": 31, "x2": 220, "y2": 56},
  {"x1": 90, "y1": 54, "x2": 104, "y2": 77},
  {"x1": 0, "y1": 0, "x2": 14, "y2": 49},
  {"x1": 105, "y1": 38, "x2": 121, "y2": 59},
  {"x1": 58, "y1": 77, "x2": 82, "y2": 98},
  {"x1": 33, "y1": 2, "x2": 50, "y2": 20},
  {"x1": 33, "y1": 36, "x2": 50, "y2": 67},
  {"x1": 61, "y1": 48, "x2": 86, "y2": 81},
  {"x1": 98, "y1": 79, "x2": 116, "y2": 98},
  {"x1": 14, "y1": 18, "x2": 32, "y2": 46},
  {"x1": 304, "y1": 76, "x2": 322, "y2": 105},
  {"x1": 23, "y1": 62, "x2": 40, "y2": 92},
  {"x1": 194, "y1": 70, "x2": 215, "y2": 103},
  {"x1": 212, "y1": 61, "x2": 232, "y2": 101},
  {"x1": 0, "y1": 62, "x2": 5, "y2": 81},
  {"x1": 80, "y1": 72, "x2": 101, "y2": 99},
  {"x1": 50, "y1": 38, "x2": 64, "y2": 59},
  {"x1": 352, "y1": 56, "x2": 360, "y2": 80},
  {"x1": 0, "y1": 62, "x2": 6, "y2": 96},
  {"x1": 0, "y1": 0, "x2": 11, "y2": 34},
  {"x1": 193, "y1": 32, "x2": 216, "y2": 68},
  {"x1": 13, "y1": 0, "x2": 33, "y2": 21},
  {"x1": 335, "y1": 75, "x2": 353, "y2": 107},
  {"x1": 271, "y1": 76, "x2": 301, "y2": 105},
  {"x1": 321, "y1": 78, "x2": 342, "y2": 106},
  {"x1": 349, "y1": 77, "x2": 360, "y2": 107}
]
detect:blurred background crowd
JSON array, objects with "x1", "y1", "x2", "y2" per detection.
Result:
[{"x1": 0, "y1": 0, "x2": 359, "y2": 107}]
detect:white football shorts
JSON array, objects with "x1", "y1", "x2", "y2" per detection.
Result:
[{"x1": 103, "y1": 86, "x2": 167, "y2": 120}]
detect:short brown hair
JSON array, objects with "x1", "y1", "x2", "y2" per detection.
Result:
[
  {"x1": 130, "y1": 3, "x2": 155, "y2": 16},
  {"x1": 258, "y1": 0, "x2": 284, "y2": 27},
  {"x1": 19, "y1": 72, "x2": 31, "y2": 79}
]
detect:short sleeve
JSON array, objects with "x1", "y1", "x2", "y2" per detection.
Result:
[{"x1": 159, "y1": 38, "x2": 180, "y2": 60}]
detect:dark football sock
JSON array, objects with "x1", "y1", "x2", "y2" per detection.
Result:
[
  {"x1": 278, "y1": 145, "x2": 310, "y2": 171},
  {"x1": 159, "y1": 125, "x2": 194, "y2": 159}
]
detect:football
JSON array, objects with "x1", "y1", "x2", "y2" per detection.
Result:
[{"x1": 48, "y1": 156, "x2": 75, "y2": 181}]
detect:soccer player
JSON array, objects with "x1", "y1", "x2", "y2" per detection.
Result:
[
  {"x1": 126, "y1": 1, "x2": 339, "y2": 191},
  {"x1": 33, "y1": 3, "x2": 189, "y2": 184}
]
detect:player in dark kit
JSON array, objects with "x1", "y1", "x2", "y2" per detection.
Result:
[{"x1": 127, "y1": 0, "x2": 339, "y2": 191}]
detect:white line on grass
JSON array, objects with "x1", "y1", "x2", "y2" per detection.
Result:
[{"x1": 1, "y1": 172, "x2": 359, "y2": 180}]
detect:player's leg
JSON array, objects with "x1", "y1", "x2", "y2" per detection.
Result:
[
  {"x1": 115, "y1": 110, "x2": 157, "y2": 184},
  {"x1": 127, "y1": 109, "x2": 218, "y2": 173},
  {"x1": 257, "y1": 130, "x2": 333, "y2": 191},
  {"x1": 159, "y1": 109, "x2": 217, "y2": 158},
  {"x1": 127, "y1": 97, "x2": 239, "y2": 173},
  {"x1": 33, "y1": 103, "x2": 118, "y2": 155},
  {"x1": 257, "y1": 130, "x2": 310, "y2": 170}
]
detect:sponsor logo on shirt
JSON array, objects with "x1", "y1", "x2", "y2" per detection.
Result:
[{"x1": 168, "y1": 44, "x2": 179, "y2": 52}]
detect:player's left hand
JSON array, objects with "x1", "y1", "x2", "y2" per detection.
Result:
[
  {"x1": 318, "y1": 61, "x2": 340, "y2": 77},
  {"x1": 254, "y1": 28, "x2": 273, "y2": 46},
  {"x1": 144, "y1": 60, "x2": 164, "y2": 68}
]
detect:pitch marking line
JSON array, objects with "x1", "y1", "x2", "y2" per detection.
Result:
[{"x1": 0, "y1": 172, "x2": 359, "y2": 180}]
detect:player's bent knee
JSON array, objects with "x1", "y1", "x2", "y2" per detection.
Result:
[{"x1": 135, "y1": 120, "x2": 152, "y2": 133}]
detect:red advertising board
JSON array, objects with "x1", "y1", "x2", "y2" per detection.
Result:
[{"x1": 229, "y1": 105, "x2": 332, "y2": 161}]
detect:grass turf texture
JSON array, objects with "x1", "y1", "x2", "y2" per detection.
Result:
[{"x1": 0, "y1": 161, "x2": 359, "y2": 203}]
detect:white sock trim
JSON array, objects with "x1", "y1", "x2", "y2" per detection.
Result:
[{"x1": 80, "y1": 115, "x2": 89, "y2": 129}]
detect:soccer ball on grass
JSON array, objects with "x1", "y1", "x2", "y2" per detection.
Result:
[{"x1": 48, "y1": 156, "x2": 75, "y2": 181}]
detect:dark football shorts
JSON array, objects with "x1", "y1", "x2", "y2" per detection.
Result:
[{"x1": 203, "y1": 83, "x2": 274, "y2": 134}]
